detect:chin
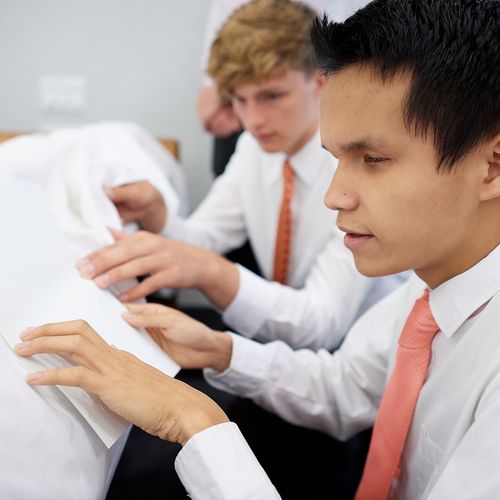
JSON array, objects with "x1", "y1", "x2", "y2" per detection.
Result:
[
  {"x1": 257, "y1": 140, "x2": 284, "y2": 153},
  {"x1": 353, "y1": 257, "x2": 406, "y2": 278}
]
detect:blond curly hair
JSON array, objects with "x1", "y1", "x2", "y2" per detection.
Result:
[{"x1": 207, "y1": 0, "x2": 318, "y2": 102}]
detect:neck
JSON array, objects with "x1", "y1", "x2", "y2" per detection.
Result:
[
  {"x1": 285, "y1": 121, "x2": 318, "y2": 157},
  {"x1": 416, "y1": 205, "x2": 500, "y2": 289}
]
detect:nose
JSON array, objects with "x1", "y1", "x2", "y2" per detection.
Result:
[
  {"x1": 324, "y1": 163, "x2": 358, "y2": 212},
  {"x1": 243, "y1": 101, "x2": 265, "y2": 131}
]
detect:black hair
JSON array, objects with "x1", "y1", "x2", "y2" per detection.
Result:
[{"x1": 311, "y1": 0, "x2": 500, "y2": 170}]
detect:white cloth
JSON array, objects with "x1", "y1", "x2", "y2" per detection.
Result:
[
  {"x1": 0, "y1": 335, "x2": 126, "y2": 499},
  {"x1": 0, "y1": 121, "x2": 186, "y2": 298},
  {"x1": 199, "y1": 244, "x2": 500, "y2": 499},
  {"x1": 165, "y1": 131, "x2": 404, "y2": 349},
  {"x1": 201, "y1": 0, "x2": 370, "y2": 80},
  {"x1": 0, "y1": 122, "x2": 185, "y2": 497}
]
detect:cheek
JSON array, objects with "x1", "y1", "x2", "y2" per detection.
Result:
[{"x1": 372, "y1": 190, "x2": 438, "y2": 246}]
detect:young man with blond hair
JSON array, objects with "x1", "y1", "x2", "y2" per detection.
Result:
[{"x1": 78, "y1": 0, "x2": 402, "y2": 352}]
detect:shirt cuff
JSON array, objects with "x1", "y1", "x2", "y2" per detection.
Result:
[
  {"x1": 204, "y1": 334, "x2": 277, "y2": 396},
  {"x1": 222, "y1": 265, "x2": 280, "y2": 338},
  {"x1": 160, "y1": 211, "x2": 183, "y2": 238},
  {"x1": 175, "y1": 422, "x2": 279, "y2": 500}
]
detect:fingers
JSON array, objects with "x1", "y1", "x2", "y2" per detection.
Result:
[
  {"x1": 124, "y1": 302, "x2": 172, "y2": 315},
  {"x1": 76, "y1": 239, "x2": 150, "y2": 281},
  {"x1": 104, "y1": 184, "x2": 139, "y2": 205},
  {"x1": 15, "y1": 320, "x2": 110, "y2": 369},
  {"x1": 92, "y1": 254, "x2": 161, "y2": 291},
  {"x1": 15, "y1": 334, "x2": 104, "y2": 371},
  {"x1": 76, "y1": 232, "x2": 162, "y2": 280},
  {"x1": 20, "y1": 319, "x2": 105, "y2": 345},
  {"x1": 25, "y1": 365, "x2": 102, "y2": 394},
  {"x1": 122, "y1": 308, "x2": 178, "y2": 329},
  {"x1": 108, "y1": 227, "x2": 126, "y2": 241}
]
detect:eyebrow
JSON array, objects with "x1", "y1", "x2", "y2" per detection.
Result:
[{"x1": 322, "y1": 138, "x2": 388, "y2": 154}]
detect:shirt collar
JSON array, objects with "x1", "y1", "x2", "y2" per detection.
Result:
[
  {"x1": 429, "y1": 244, "x2": 500, "y2": 338},
  {"x1": 262, "y1": 129, "x2": 324, "y2": 186}
]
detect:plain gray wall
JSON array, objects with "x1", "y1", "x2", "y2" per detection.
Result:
[
  {"x1": 0, "y1": 0, "x2": 213, "y2": 207},
  {"x1": 0, "y1": 0, "x2": 216, "y2": 305}
]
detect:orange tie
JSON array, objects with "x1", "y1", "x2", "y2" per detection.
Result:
[
  {"x1": 355, "y1": 289, "x2": 440, "y2": 500},
  {"x1": 272, "y1": 160, "x2": 294, "y2": 284}
]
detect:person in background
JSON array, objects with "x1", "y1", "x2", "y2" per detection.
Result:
[
  {"x1": 196, "y1": 0, "x2": 365, "y2": 177},
  {"x1": 17, "y1": 0, "x2": 500, "y2": 498},
  {"x1": 79, "y1": 0, "x2": 404, "y2": 353}
]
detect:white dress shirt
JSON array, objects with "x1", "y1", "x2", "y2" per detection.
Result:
[
  {"x1": 0, "y1": 337, "x2": 125, "y2": 499},
  {"x1": 165, "y1": 131, "x2": 404, "y2": 349},
  {"x1": 181, "y1": 244, "x2": 500, "y2": 499}
]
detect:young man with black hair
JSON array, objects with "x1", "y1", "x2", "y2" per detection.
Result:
[{"x1": 17, "y1": 0, "x2": 500, "y2": 498}]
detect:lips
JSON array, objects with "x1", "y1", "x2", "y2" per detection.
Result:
[
  {"x1": 338, "y1": 225, "x2": 375, "y2": 251},
  {"x1": 256, "y1": 132, "x2": 276, "y2": 141}
]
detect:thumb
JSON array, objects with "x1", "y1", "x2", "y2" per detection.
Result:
[
  {"x1": 122, "y1": 311, "x2": 175, "y2": 330},
  {"x1": 108, "y1": 227, "x2": 126, "y2": 241},
  {"x1": 104, "y1": 184, "x2": 135, "y2": 204},
  {"x1": 125, "y1": 302, "x2": 173, "y2": 315}
]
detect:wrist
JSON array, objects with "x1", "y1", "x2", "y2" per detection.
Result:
[
  {"x1": 209, "y1": 331, "x2": 233, "y2": 373},
  {"x1": 198, "y1": 253, "x2": 240, "y2": 310},
  {"x1": 177, "y1": 392, "x2": 229, "y2": 446}
]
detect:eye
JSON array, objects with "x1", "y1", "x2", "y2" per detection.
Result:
[
  {"x1": 232, "y1": 95, "x2": 246, "y2": 105},
  {"x1": 364, "y1": 155, "x2": 390, "y2": 163},
  {"x1": 263, "y1": 92, "x2": 285, "y2": 101}
]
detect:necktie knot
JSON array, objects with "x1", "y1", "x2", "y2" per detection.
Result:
[
  {"x1": 283, "y1": 161, "x2": 294, "y2": 182},
  {"x1": 399, "y1": 290, "x2": 440, "y2": 349}
]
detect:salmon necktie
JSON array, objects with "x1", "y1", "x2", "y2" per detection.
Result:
[
  {"x1": 355, "y1": 289, "x2": 440, "y2": 500},
  {"x1": 272, "y1": 160, "x2": 294, "y2": 284}
]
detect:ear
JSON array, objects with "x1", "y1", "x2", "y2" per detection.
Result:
[
  {"x1": 479, "y1": 134, "x2": 500, "y2": 201},
  {"x1": 311, "y1": 69, "x2": 326, "y2": 94}
]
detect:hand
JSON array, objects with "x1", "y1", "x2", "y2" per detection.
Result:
[
  {"x1": 206, "y1": 106, "x2": 242, "y2": 138},
  {"x1": 196, "y1": 84, "x2": 241, "y2": 138},
  {"x1": 123, "y1": 303, "x2": 233, "y2": 372},
  {"x1": 15, "y1": 320, "x2": 229, "y2": 446},
  {"x1": 105, "y1": 181, "x2": 167, "y2": 233},
  {"x1": 76, "y1": 230, "x2": 239, "y2": 306}
]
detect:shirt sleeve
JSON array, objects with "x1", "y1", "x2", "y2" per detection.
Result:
[
  {"x1": 222, "y1": 235, "x2": 398, "y2": 351},
  {"x1": 175, "y1": 422, "x2": 280, "y2": 500},
  {"x1": 207, "y1": 282, "x2": 412, "y2": 441},
  {"x1": 162, "y1": 136, "x2": 248, "y2": 254}
]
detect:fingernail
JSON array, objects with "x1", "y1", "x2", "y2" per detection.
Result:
[
  {"x1": 26, "y1": 372, "x2": 42, "y2": 383},
  {"x1": 76, "y1": 258, "x2": 89, "y2": 269},
  {"x1": 80, "y1": 265, "x2": 96, "y2": 279},
  {"x1": 95, "y1": 274, "x2": 110, "y2": 287},
  {"x1": 118, "y1": 293, "x2": 129, "y2": 302},
  {"x1": 14, "y1": 341, "x2": 31, "y2": 354},
  {"x1": 20, "y1": 327, "x2": 36, "y2": 340}
]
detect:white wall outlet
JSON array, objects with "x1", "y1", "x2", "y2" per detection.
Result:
[{"x1": 39, "y1": 75, "x2": 88, "y2": 115}]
